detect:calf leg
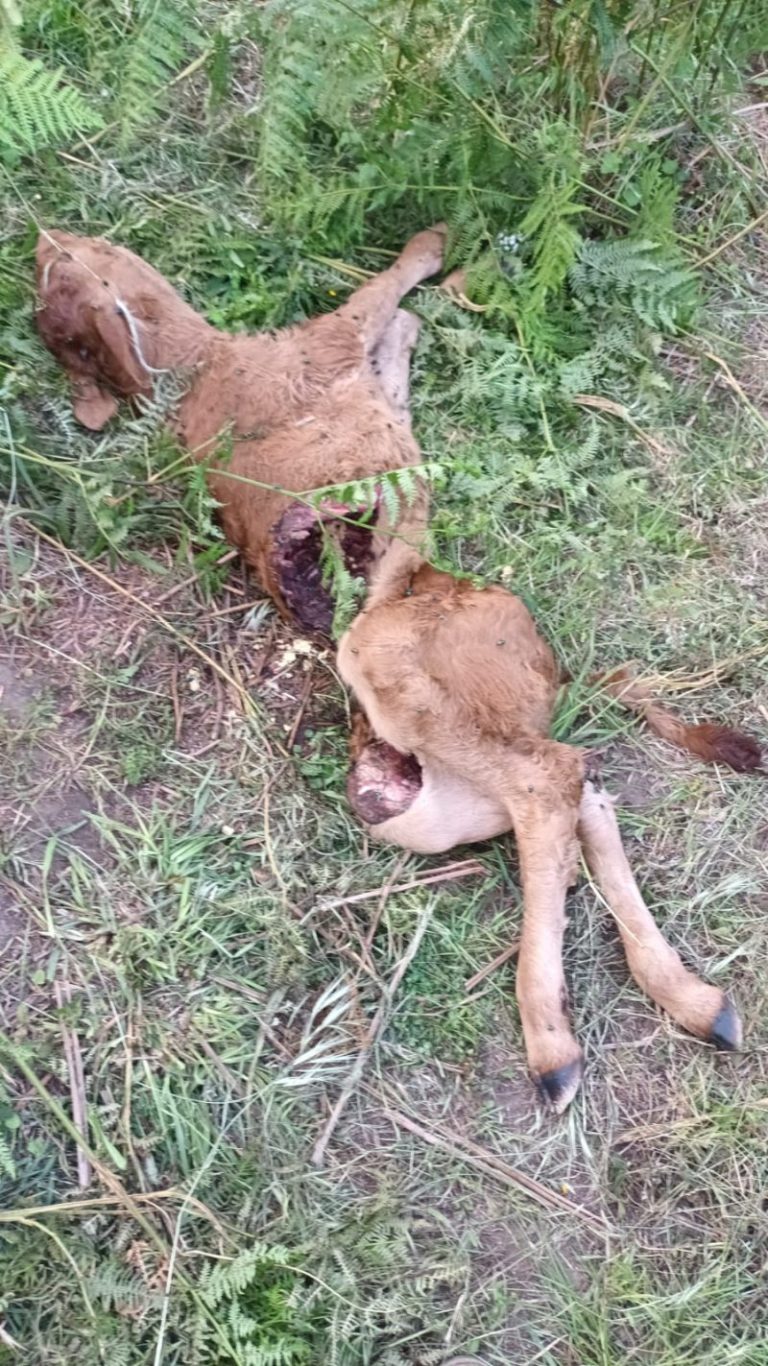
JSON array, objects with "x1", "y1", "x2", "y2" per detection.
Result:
[
  {"x1": 336, "y1": 225, "x2": 446, "y2": 352},
  {"x1": 500, "y1": 743, "x2": 586, "y2": 1113},
  {"x1": 578, "y1": 780, "x2": 741, "y2": 1048},
  {"x1": 348, "y1": 714, "x2": 510, "y2": 852},
  {"x1": 364, "y1": 309, "x2": 429, "y2": 563},
  {"x1": 370, "y1": 310, "x2": 421, "y2": 427}
]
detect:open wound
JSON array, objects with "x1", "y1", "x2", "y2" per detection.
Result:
[
  {"x1": 347, "y1": 739, "x2": 423, "y2": 824},
  {"x1": 270, "y1": 496, "x2": 379, "y2": 635}
]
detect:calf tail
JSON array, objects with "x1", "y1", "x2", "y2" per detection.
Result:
[{"x1": 596, "y1": 666, "x2": 762, "y2": 772}]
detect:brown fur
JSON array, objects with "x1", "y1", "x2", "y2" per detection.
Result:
[
  {"x1": 340, "y1": 540, "x2": 748, "y2": 1110},
  {"x1": 35, "y1": 225, "x2": 447, "y2": 629}
]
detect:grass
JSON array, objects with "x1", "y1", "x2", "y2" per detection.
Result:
[{"x1": 1, "y1": 1, "x2": 768, "y2": 1362}]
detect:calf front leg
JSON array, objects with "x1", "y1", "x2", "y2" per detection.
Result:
[{"x1": 578, "y1": 780, "x2": 741, "y2": 1049}]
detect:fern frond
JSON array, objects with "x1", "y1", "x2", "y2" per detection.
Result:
[
  {"x1": 118, "y1": 0, "x2": 198, "y2": 144},
  {"x1": 518, "y1": 174, "x2": 585, "y2": 319},
  {"x1": 569, "y1": 238, "x2": 697, "y2": 333},
  {"x1": 102, "y1": 1342, "x2": 133, "y2": 1366},
  {"x1": 89, "y1": 1261, "x2": 161, "y2": 1315},
  {"x1": 0, "y1": 48, "x2": 101, "y2": 159},
  {"x1": 201, "y1": 1242, "x2": 296, "y2": 1307},
  {"x1": 242, "y1": 1342, "x2": 310, "y2": 1366}
]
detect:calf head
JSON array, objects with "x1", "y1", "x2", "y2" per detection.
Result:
[{"x1": 35, "y1": 229, "x2": 211, "y2": 430}]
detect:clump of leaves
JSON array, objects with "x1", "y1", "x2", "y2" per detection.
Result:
[{"x1": 194, "y1": 1201, "x2": 466, "y2": 1364}]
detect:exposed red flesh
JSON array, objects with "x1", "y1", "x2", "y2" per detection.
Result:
[
  {"x1": 270, "y1": 498, "x2": 378, "y2": 634},
  {"x1": 347, "y1": 739, "x2": 423, "y2": 824}
]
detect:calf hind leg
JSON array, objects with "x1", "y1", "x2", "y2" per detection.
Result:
[
  {"x1": 500, "y1": 743, "x2": 587, "y2": 1112},
  {"x1": 578, "y1": 780, "x2": 741, "y2": 1048},
  {"x1": 352, "y1": 757, "x2": 511, "y2": 854}
]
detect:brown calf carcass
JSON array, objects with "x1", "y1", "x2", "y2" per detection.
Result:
[
  {"x1": 35, "y1": 224, "x2": 447, "y2": 633},
  {"x1": 340, "y1": 536, "x2": 760, "y2": 1111},
  {"x1": 35, "y1": 225, "x2": 760, "y2": 1112}
]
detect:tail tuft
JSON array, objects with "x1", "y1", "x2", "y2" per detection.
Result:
[
  {"x1": 595, "y1": 667, "x2": 763, "y2": 773},
  {"x1": 682, "y1": 722, "x2": 762, "y2": 773}
]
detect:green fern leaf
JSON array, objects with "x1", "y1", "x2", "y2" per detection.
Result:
[
  {"x1": 0, "y1": 49, "x2": 101, "y2": 159},
  {"x1": 118, "y1": 0, "x2": 199, "y2": 145},
  {"x1": 569, "y1": 237, "x2": 697, "y2": 333}
]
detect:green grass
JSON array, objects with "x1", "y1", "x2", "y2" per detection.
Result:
[{"x1": 1, "y1": 1, "x2": 768, "y2": 1363}]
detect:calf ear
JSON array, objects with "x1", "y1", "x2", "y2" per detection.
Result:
[
  {"x1": 70, "y1": 303, "x2": 148, "y2": 428},
  {"x1": 72, "y1": 377, "x2": 119, "y2": 430},
  {"x1": 92, "y1": 302, "x2": 151, "y2": 395}
]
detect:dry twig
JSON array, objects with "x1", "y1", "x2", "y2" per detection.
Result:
[
  {"x1": 208, "y1": 595, "x2": 270, "y2": 618},
  {"x1": 381, "y1": 1106, "x2": 612, "y2": 1236},
  {"x1": 364, "y1": 851, "x2": 408, "y2": 953},
  {"x1": 0, "y1": 1323, "x2": 21, "y2": 1352},
  {"x1": 169, "y1": 661, "x2": 184, "y2": 743},
  {"x1": 702, "y1": 349, "x2": 768, "y2": 437},
  {"x1": 464, "y1": 940, "x2": 520, "y2": 993},
  {"x1": 53, "y1": 981, "x2": 92, "y2": 1190},
  {"x1": 573, "y1": 393, "x2": 678, "y2": 459},
  {"x1": 286, "y1": 671, "x2": 314, "y2": 750},
  {"x1": 318, "y1": 859, "x2": 485, "y2": 911}
]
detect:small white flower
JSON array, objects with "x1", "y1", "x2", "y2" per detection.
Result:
[{"x1": 496, "y1": 231, "x2": 523, "y2": 254}]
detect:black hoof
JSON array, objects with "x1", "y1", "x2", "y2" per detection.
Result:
[
  {"x1": 709, "y1": 997, "x2": 742, "y2": 1051},
  {"x1": 535, "y1": 1057, "x2": 583, "y2": 1113}
]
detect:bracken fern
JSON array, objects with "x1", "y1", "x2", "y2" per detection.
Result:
[
  {"x1": 117, "y1": 0, "x2": 200, "y2": 144},
  {"x1": 0, "y1": 48, "x2": 100, "y2": 160}
]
